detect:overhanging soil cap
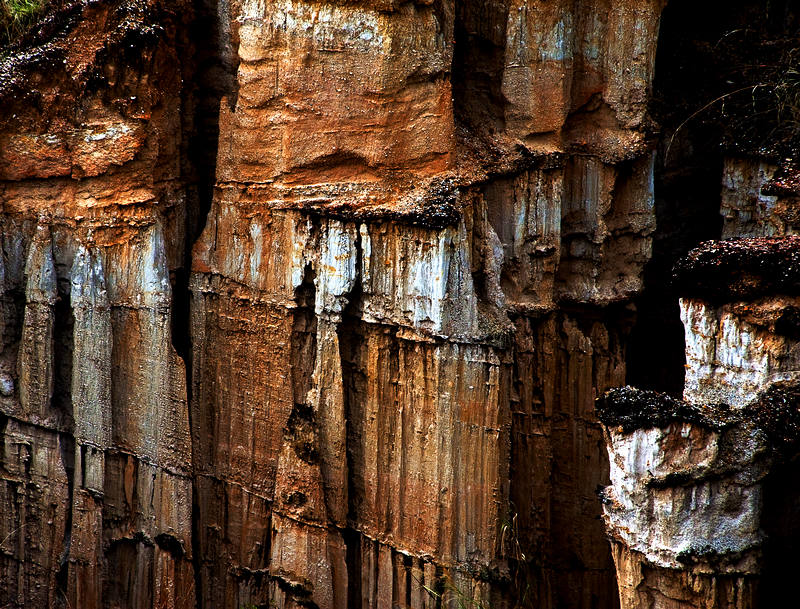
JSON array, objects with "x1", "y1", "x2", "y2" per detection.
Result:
[{"x1": 672, "y1": 236, "x2": 800, "y2": 302}]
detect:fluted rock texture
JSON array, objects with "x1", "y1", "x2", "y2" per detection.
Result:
[
  {"x1": 189, "y1": 1, "x2": 665, "y2": 607},
  {"x1": 0, "y1": 1, "x2": 195, "y2": 607},
  {"x1": 1, "y1": 0, "x2": 797, "y2": 608}
]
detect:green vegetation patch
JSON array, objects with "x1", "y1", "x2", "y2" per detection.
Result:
[{"x1": 1, "y1": 0, "x2": 48, "y2": 46}]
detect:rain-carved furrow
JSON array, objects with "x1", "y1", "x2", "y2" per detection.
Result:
[
  {"x1": 291, "y1": 264, "x2": 318, "y2": 415},
  {"x1": 180, "y1": 2, "x2": 239, "y2": 605},
  {"x1": 337, "y1": 229, "x2": 365, "y2": 609}
]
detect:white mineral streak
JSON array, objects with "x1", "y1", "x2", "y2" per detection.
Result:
[
  {"x1": 23, "y1": 223, "x2": 58, "y2": 305},
  {"x1": 0, "y1": 374, "x2": 12, "y2": 397},
  {"x1": 105, "y1": 222, "x2": 172, "y2": 309},
  {"x1": 71, "y1": 244, "x2": 112, "y2": 494},
  {"x1": 140, "y1": 224, "x2": 173, "y2": 308},
  {"x1": 503, "y1": 2, "x2": 574, "y2": 134},
  {"x1": 360, "y1": 221, "x2": 479, "y2": 337},
  {"x1": 486, "y1": 168, "x2": 563, "y2": 307},
  {"x1": 309, "y1": 221, "x2": 357, "y2": 527},
  {"x1": 484, "y1": 221, "x2": 507, "y2": 309},
  {"x1": 290, "y1": 216, "x2": 314, "y2": 291},
  {"x1": 104, "y1": 223, "x2": 191, "y2": 479},
  {"x1": 68, "y1": 245, "x2": 109, "y2": 606},
  {"x1": 512, "y1": 173, "x2": 562, "y2": 258},
  {"x1": 198, "y1": 208, "x2": 312, "y2": 299},
  {"x1": 680, "y1": 298, "x2": 800, "y2": 407},
  {"x1": 198, "y1": 208, "x2": 484, "y2": 337},
  {"x1": 101, "y1": 223, "x2": 193, "y2": 550},
  {"x1": 315, "y1": 220, "x2": 357, "y2": 318},
  {"x1": 18, "y1": 222, "x2": 57, "y2": 419},
  {"x1": 604, "y1": 4, "x2": 663, "y2": 126},
  {"x1": 604, "y1": 424, "x2": 764, "y2": 571},
  {"x1": 109, "y1": 224, "x2": 172, "y2": 459},
  {"x1": 248, "y1": 221, "x2": 263, "y2": 287},
  {"x1": 555, "y1": 154, "x2": 655, "y2": 304}
]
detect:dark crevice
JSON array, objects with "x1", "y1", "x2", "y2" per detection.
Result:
[
  {"x1": 155, "y1": 532, "x2": 187, "y2": 558},
  {"x1": 404, "y1": 553, "x2": 413, "y2": 607},
  {"x1": 178, "y1": 1, "x2": 239, "y2": 606},
  {"x1": 452, "y1": 0, "x2": 509, "y2": 134},
  {"x1": 287, "y1": 263, "x2": 320, "y2": 462},
  {"x1": 187, "y1": 0, "x2": 238, "y2": 243},
  {"x1": 343, "y1": 527, "x2": 362, "y2": 609},
  {"x1": 338, "y1": 227, "x2": 365, "y2": 607},
  {"x1": 104, "y1": 536, "x2": 155, "y2": 607},
  {"x1": 291, "y1": 264, "x2": 318, "y2": 408},
  {"x1": 629, "y1": 0, "x2": 800, "y2": 395},
  {"x1": 0, "y1": 413, "x2": 6, "y2": 470},
  {"x1": 53, "y1": 280, "x2": 74, "y2": 423},
  {"x1": 189, "y1": 446, "x2": 204, "y2": 609},
  {"x1": 759, "y1": 452, "x2": 800, "y2": 606},
  {"x1": 285, "y1": 402, "x2": 320, "y2": 465},
  {"x1": 170, "y1": 269, "x2": 192, "y2": 362},
  {"x1": 341, "y1": 309, "x2": 368, "y2": 526},
  {"x1": 55, "y1": 430, "x2": 75, "y2": 607},
  {"x1": 625, "y1": 0, "x2": 730, "y2": 396}
]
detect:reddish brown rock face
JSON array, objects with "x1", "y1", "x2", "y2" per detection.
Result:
[
  {"x1": 190, "y1": 1, "x2": 664, "y2": 607},
  {"x1": 0, "y1": 1, "x2": 195, "y2": 607},
  {"x1": 0, "y1": 0, "x2": 690, "y2": 607}
]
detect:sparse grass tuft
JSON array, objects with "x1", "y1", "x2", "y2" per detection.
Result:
[
  {"x1": 1, "y1": 0, "x2": 47, "y2": 46},
  {"x1": 665, "y1": 28, "x2": 800, "y2": 162}
]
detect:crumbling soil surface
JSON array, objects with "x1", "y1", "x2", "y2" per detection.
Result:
[
  {"x1": 598, "y1": 381, "x2": 800, "y2": 456},
  {"x1": 672, "y1": 236, "x2": 800, "y2": 302},
  {"x1": 746, "y1": 380, "x2": 800, "y2": 451},
  {"x1": 596, "y1": 386, "x2": 735, "y2": 433}
]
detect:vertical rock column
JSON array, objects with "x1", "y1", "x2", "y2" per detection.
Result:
[
  {"x1": 598, "y1": 236, "x2": 800, "y2": 608},
  {"x1": 268, "y1": 221, "x2": 357, "y2": 609},
  {"x1": 597, "y1": 389, "x2": 770, "y2": 609},
  {"x1": 190, "y1": 0, "x2": 671, "y2": 607},
  {"x1": 189, "y1": 1, "x2": 489, "y2": 607},
  {"x1": 471, "y1": 1, "x2": 665, "y2": 604},
  {"x1": 0, "y1": 0, "x2": 196, "y2": 605},
  {"x1": 67, "y1": 243, "x2": 111, "y2": 609},
  {"x1": 102, "y1": 224, "x2": 195, "y2": 609},
  {"x1": 18, "y1": 222, "x2": 57, "y2": 421},
  {"x1": 0, "y1": 221, "x2": 69, "y2": 608}
]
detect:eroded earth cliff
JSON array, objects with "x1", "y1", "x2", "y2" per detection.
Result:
[{"x1": 0, "y1": 0, "x2": 797, "y2": 608}]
